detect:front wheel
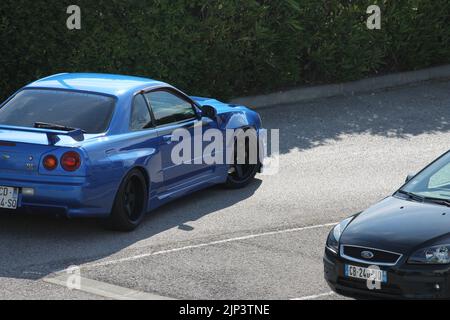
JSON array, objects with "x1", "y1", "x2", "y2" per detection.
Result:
[
  {"x1": 225, "y1": 129, "x2": 260, "y2": 189},
  {"x1": 105, "y1": 169, "x2": 148, "y2": 231}
]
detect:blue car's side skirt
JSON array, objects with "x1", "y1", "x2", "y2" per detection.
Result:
[{"x1": 148, "y1": 173, "x2": 227, "y2": 211}]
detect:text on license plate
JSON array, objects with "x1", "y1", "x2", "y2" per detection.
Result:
[
  {"x1": 0, "y1": 186, "x2": 19, "y2": 209},
  {"x1": 345, "y1": 265, "x2": 387, "y2": 283}
]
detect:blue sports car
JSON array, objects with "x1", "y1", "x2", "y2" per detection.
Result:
[{"x1": 0, "y1": 73, "x2": 265, "y2": 231}]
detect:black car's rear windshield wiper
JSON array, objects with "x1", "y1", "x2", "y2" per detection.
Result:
[
  {"x1": 396, "y1": 190, "x2": 425, "y2": 202},
  {"x1": 34, "y1": 122, "x2": 85, "y2": 133}
]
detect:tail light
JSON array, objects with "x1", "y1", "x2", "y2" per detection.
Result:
[
  {"x1": 61, "y1": 151, "x2": 81, "y2": 172},
  {"x1": 43, "y1": 155, "x2": 58, "y2": 171}
]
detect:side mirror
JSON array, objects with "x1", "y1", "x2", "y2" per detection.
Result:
[
  {"x1": 201, "y1": 105, "x2": 217, "y2": 121},
  {"x1": 405, "y1": 174, "x2": 415, "y2": 183}
]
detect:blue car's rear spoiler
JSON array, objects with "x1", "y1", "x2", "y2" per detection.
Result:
[{"x1": 0, "y1": 125, "x2": 85, "y2": 145}]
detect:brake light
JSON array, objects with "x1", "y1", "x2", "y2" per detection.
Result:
[
  {"x1": 61, "y1": 151, "x2": 81, "y2": 172},
  {"x1": 43, "y1": 155, "x2": 58, "y2": 171}
]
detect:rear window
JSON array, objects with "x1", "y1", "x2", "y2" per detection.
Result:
[{"x1": 0, "y1": 89, "x2": 116, "y2": 133}]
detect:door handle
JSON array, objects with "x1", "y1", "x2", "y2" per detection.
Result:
[{"x1": 162, "y1": 135, "x2": 173, "y2": 144}]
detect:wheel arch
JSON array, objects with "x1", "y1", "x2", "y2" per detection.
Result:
[
  {"x1": 133, "y1": 165, "x2": 150, "y2": 192},
  {"x1": 220, "y1": 108, "x2": 261, "y2": 131},
  {"x1": 112, "y1": 165, "x2": 151, "y2": 204}
]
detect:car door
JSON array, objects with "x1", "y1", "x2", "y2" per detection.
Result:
[
  {"x1": 129, "y1": 94, "x2": 165, "y2": 196},
  {"x1": 144, "y1": 89, "x2": 213, "y2": 191}
]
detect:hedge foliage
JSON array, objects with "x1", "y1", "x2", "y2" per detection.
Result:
[{"x1": 1, "y1": 0, "x2": 449, "y2": 100}]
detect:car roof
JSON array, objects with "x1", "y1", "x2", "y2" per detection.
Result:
[{"x1": 25, "y1": 73, "x2": 167, "y2": 97}]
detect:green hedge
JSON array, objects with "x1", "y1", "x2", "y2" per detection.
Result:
[{"x1": 1, "y1": 0, "x2": 449, "y2": 100}]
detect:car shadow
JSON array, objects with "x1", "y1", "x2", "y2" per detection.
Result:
[{"x1": 0, "y1": 179, "x2": 262, "y2": 280}]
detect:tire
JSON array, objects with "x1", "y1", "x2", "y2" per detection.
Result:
[
  {"x1": 225, "y1": 128, "x2": 260, "y2": 189},
  {"x1": 105, "y1": 169, "x2": 148, "y2": 231}
]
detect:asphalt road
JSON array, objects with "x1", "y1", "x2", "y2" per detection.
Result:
[{"x1": 2, "y1": 79, "x2": 450, "y2": 300}]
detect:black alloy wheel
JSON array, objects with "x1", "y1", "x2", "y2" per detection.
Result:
[
  {"x1": 225, "y1": 129, "x2": 260, "y2": 189},
  {"x1": 106, "y1": 169, "x2": 148, "y2": 231}
]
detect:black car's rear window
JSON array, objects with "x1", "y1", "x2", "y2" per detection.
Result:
[{"x1": 0, "y1": 89, "x2": 116, "y2": 134}]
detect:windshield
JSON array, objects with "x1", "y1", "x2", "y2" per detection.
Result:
[
  {"x1": 0, "y1": 89, "x2": 116, "y2": 134},
  {"x1": 401, "y1": 152, "x2": 450, "y2": 201}
]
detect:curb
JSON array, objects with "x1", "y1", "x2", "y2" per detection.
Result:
[{"x1": 231, "y1": 64, "x2": 450, "y2": 109}]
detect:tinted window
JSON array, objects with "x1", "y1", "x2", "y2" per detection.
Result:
[
  {"x1": 145, "y1": 91, "x2": 196, "y2": 126},
  {"x1": 130, "y1": 94, "x2": 152, "y2": 131},
  {"x1": 403, "y1": 152, "x2": 450, "y2": 200},
  {"x1": 429, "y1": 163, "x2": 450, "y2": 189},
  {"x1": 0, "y1": 89, "x2": 115, "y2": 133}
]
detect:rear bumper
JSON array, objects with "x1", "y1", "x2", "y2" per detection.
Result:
[
  {"x1": 324, "y1": 249, "x2": 450, "y2": 299},
  {"x1": 0, "y1": 175, "x2": 112, "y2": 218}
]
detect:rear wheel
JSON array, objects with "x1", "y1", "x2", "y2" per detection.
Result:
[
  {"x1": 225, "y1": 129, "x2": 260, "y2": 189},
  {"x1": 105, "y1": 169, "x2": 148, "y2": 231}
]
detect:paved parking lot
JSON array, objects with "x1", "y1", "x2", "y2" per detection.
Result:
[{"x1": 2, "y1": 79, "x2": 450, "y2": 299}]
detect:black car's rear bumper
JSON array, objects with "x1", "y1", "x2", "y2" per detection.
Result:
[{"x1": 324, "y1": 249, "x2": 450, "y2": 299}]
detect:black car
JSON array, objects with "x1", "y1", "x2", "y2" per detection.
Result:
[{"x1": 324, "y1": 150, "x2": 450, "y2": 299}]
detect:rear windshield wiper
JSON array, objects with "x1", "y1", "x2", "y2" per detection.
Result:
[
  {"x1": 34, "y1": 122, "x2": 85, "y2": 133},
  {"x1": 396, "y1": 190, "x2": 425, "y2": 202}
]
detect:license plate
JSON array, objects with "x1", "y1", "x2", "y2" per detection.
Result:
[
  {"x1": 345, "y1": 264, "x2": 387, "y2": 283},
  {"x1": 0, "y1": 186, "x2": 19, "y2": 209}
]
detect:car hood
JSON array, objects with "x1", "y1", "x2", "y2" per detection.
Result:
[
  {"x1": 340, "y1": 196, "x2": 450, "y2": 254},
  {"x1": 191, "y1": 96, "x2": 261, "y2": 130},
  {"x1": 191, "y1": 96, "x2": 251, "y2": 113}
]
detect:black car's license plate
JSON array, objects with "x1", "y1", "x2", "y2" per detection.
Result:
[{"x1": 345, "y1": 264, "x2": 387, "y2": 283}]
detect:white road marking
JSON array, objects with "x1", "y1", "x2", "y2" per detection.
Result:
[
  {"x1": 40, "y1": 222, "x2": 337, "y2": 300},
  {"x1": 77, "y1": 222, "x2": 337, "y2": 270},
  {"x1": 291, "y1": 291, "x2": 336, "y2": 300},
  {"x1": 44, "y1": 273, "x2": 174, "y2": 300}
]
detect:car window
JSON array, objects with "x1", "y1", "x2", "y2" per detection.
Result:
[
  {"x1": 429, "y1": 163, "x2": 450, "y2": 189},
  {"x1": 403, "y1": 152, "x2": 450, "y2": 200},
  {"x1": 130, "y1": 94, "x2": 152, "y2": 131},
  {"x1": 0, "y1": 89, "x2": 115, "y2": 134},
  {"x1": 145, "y1": 90, "x2": 196, "y2": 126}
]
